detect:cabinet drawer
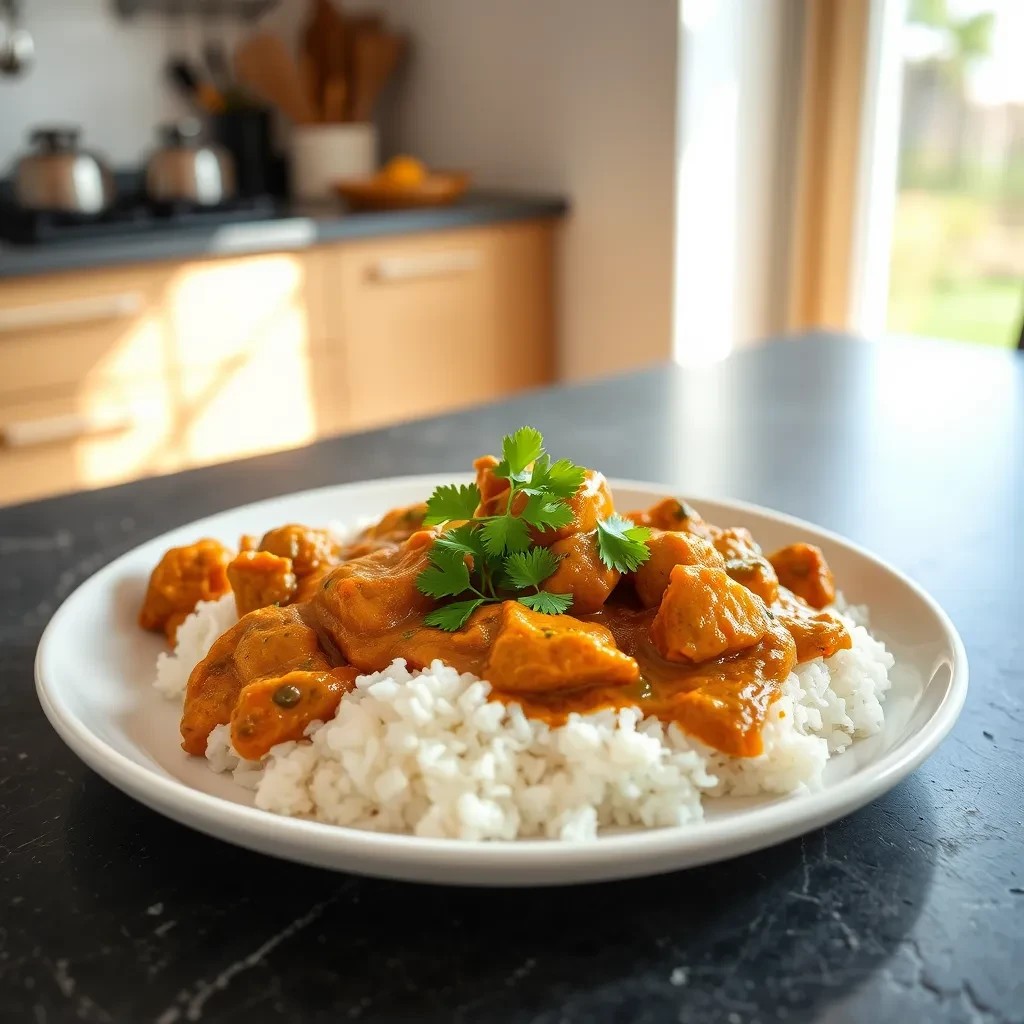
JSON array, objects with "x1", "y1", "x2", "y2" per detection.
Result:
[
  {"x1": 327, "y1": 222, "x2": 556, "y2": 429},
  {"x1": 0, "y1": 264, "x2": 170, "y2": 397},
  {"x1": 0, "y1": 250, "x2": 328, "y2": 400},
  {"x1": 0, "y1": 382, "x2": 176, "y2": 506},
  {"x1": 331, "y1": 227, "x2": 504, "y2": 428}
]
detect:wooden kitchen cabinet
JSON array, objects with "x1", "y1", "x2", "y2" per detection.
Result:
[
  {"x1": 326, "y1": 221, "x2": 554, "y2": 429},
  {"x1": 0, "y1": 217, "x2": 558, "y2": 507}
]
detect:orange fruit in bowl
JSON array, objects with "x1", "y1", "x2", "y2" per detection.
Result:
[{"x1": 378, "y1": 155, "x2": 428, "y2": 188}]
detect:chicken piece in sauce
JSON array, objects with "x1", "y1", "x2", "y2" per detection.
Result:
[
  {"x1": 310, "y1": 529, "x2": 438, "y2": 670},
  {"x1": 768, "y1": 543, "x2": 836, "y2": 609},
  {"x1": 633, "y1": 530, "x2": 725, "y2": 608},
  {"x1": 541, "y1": 530, "x2": 620, "y2": 614},
  {"x1": 139, "y1": 539, "x2": 233, "y2": 644},
  {"x1": 258, "y1": 524, "x2": 342, "y2": 577},
  {"x1": 625, "y1": 497, "x2": 716, "y2": 540},
  {"x1": 227, "y1": 550, "x2": 297, "y2": 617},
  {"x1": 533, "y1": 469, "x2": 614, "y2": 546},
  {"x1": 486, "y1": 602, "x2": 639, "y2": 694},
  {"x1": 180, "y1": 604, "x2": 333, "y2": 755},
  {"x1": 341, "y1": 503, "x2": 429, "y2": 559},
  {"x1": 710, "y1": 527, "x2": 780, "y2": 605},
  {"x1": 230, "y1": 666, "x2": 359, "y2": 760},
  {"x1": 650, "y1": 564, "x2": 772, "y2": 663},
  {"x1": 474, "y1": 455, "x2": 512, "y2": 516}
]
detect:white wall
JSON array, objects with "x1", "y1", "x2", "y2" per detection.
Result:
[
  {"x1": 0, "y1": 0, "x2": 303, "y2": 170},
  {"x1": 374, "y1": 0, "x2": 679, "y2": 383}
]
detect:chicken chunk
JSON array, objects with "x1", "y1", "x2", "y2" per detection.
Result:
[
  {"x1": 342, "y1": 503, "x2": 430, "y2": 559},
  {"x1": 180, "y1": 605, "x2": 331, "y2": 755},
  {"x1": 650, "y1": 565, "x2": 772, "y2": 663},
  {"x1": 541, "y1": 531, "x2": 620, "y2": 614},
  {"x1": 474, "y1": 454, "x2": 512, "y2": 516},
  {"x1": 486, "y1": 601, "x2": 640, "y2": 694},
  {"x1": 713, "y1": 527, "x2": 780, "y2": 605},
  {"x1": 230, "y1": 666, "x2": 360, "y2": 760},
  {"x1": 310, "y1": 529, "x2": 437, "y2": 669},
  {"x1": 139, "y1": 538, "x2": 233, "y2": 644},
  {"x1": 227, "y1": 549, "x2": 297, "y2": 617},
  {"x1": 624, "y1": 497, "x2": 715, "y2": 540},
  {"x1": 768, "y1": 543, "x2": 836, "y2": 609},
  {"x1": 532, "y1": 469, "x2": 615, "y2": 546},
  {"x1": 775, "y1": 606, "x2": 851, "y2": 662},
  {"x1": 633, "y1": 530, "x2": 725, "y2": 608},
  {"x1": 258, "y1": 524, "x2": 342, "y2": 577}
]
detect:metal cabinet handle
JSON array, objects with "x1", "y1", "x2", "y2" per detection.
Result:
[
  {"x1": 0, "y1": 292, "x2": 143, "y2": 334},
  {"x1": 1, "y1": 409, "x2": 135, "y2": 448},
  {"x1": 369, "y1": 250, "x2": 481, "y2": 283}
]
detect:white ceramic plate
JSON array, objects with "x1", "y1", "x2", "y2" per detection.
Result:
[{"x1": 35, "y1": 476, "x2": 967, "y2": 886}]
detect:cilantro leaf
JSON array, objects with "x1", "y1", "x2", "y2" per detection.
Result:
[
  {"x1": 434, "y1": 522, "x2": 487, "y2": 561},
  {"x1": 596, "y1": 514, "x2": 652, "y2": 572},
  {"x1": 523, "y1": 454, "x2": 586, "y2": 499},
  {"x1": 480, "y1": 515, "x2": 532, "y2": 556},
  {"x1": 423, "y1": 483, "x2": 481, "y2": 525},
  {"x1": 424, "y1": 599, "x2": 484, "y2": 631},
  {"x1": 518, "y1": 591, "x2": 573, "y2": 615},
  {"x1": 416, "y1": 547, "x2": 471, "y2": 598},
  {"x1": 542, "y1": 458, "x2": 587, "y2": 498},
  {"x1": 503, "y1": 548, "x2": 561, "y2": 590},
  {"x1": 519, "y1": 493, "x2": 573, "y2": 531},
  {"x1": 494, "y1": 426, "x2": 545, "y2": 483}
]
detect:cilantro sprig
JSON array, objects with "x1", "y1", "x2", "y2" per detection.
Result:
[
  {"x1": 416, "y1": 427, "x2": 650, "y2": 630},
  {"x1": 596, "y1": 515, "x2": 653, "y2": 572}
]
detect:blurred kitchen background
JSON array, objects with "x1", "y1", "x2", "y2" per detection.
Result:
[{"x1": 0, "y1": 0, "x2": 1020, "y2": 507}]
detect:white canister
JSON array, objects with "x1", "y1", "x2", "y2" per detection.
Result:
[{"x1": 289, "y1": 123, "x2": 378, "y2": 203}]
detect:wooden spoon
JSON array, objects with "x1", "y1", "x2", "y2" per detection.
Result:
[
  {"x1": 233, "y1": 33, "x2": 317, "y2": 124},
  {"x1": 349, "y1": 30, "x2": 406, "y2": 124},
  {"x1": 322, "y1": 75, "x2": 347, "y2": 123}
]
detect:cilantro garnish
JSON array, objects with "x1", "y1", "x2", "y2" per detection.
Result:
[
  {"x1": 416, "y1": 428, "x2": 651, "y2": 630},
  {"x1": 596, "y1": 514, "x2": 653, "y2": 572}
]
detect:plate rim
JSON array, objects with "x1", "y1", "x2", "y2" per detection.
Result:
[{"x1": 34, "y1": 475, "x2": 970, "y2": 878}]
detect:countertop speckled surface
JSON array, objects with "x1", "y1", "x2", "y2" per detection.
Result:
[{"x1": 1, "y1": 334, "x2": 1021, "y2": 1023}]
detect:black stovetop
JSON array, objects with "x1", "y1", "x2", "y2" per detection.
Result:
[{"x1": 0, "y1": 192, "x2": 280, "y2": 245}]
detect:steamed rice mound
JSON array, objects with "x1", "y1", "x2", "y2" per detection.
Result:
[{"x1": 158, "y1": 594, "x2": 893, "y2": 841}]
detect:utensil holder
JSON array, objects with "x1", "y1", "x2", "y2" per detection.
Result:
[{"x1": 289, "y1": 123, "x2": 377, "y2": 203}]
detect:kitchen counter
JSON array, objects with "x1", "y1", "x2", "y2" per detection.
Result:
[
  {"x1": 0, "y1": 190, "x2": 568, "y2": 278},
  {"x1": 1, "y1": 333, "x2": 1020, "y2": 1023}
]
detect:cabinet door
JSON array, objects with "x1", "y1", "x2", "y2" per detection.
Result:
[
  {"x1": 0, "y1": 263, "x2": 171, "y2": 397},
  {"x1": 329, "y1": 222, "x2": 555, "y2": 430},
  {"x1": 0, "y1": 381, "x2": 175, "y2": 506},
  {"x1": 160, "y1": 249, "x2": 349, "y2": 468},
  {"x1": 163, "y1": 249, "x2": 328, "y2": 369}
]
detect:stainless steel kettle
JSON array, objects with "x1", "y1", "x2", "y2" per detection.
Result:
[
  {"x1": 145, "y1": 120, "x2": 236, "y2": 207},
  {"x1": 13, "y1": 127, "x2": 116, "y2": 214}
]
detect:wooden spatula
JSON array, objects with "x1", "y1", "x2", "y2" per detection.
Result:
[
  {"x1": 349, "y1": 30, "x2": 406, "y2": 123},
  {"x1": 234, "y1": 32, "x2": 317, "y2": 124}
]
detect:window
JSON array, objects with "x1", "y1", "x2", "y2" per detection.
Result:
[{"x1": 887, "y1": 0, "x2": 1024, "y2": 348}]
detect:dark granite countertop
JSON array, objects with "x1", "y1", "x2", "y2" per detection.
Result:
[
  {"x1": 0, "y1": 190, "x2": 568, "y2": 279},
  {"x1": 1, "y1": 333, "x2": 1021, "y2": 1023}
]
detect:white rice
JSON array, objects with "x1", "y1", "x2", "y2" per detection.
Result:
[{"x1": 156, "y1": 592, "x2": 893, "y2": 841}]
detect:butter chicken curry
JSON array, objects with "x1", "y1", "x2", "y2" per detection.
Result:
[{"x1": 139, "y1": 428, "x2": 850, "y2": 765}]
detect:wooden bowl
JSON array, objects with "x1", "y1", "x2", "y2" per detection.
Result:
[{"x1": 333, "y1": 171, "x2": 470, "y2": 211}]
